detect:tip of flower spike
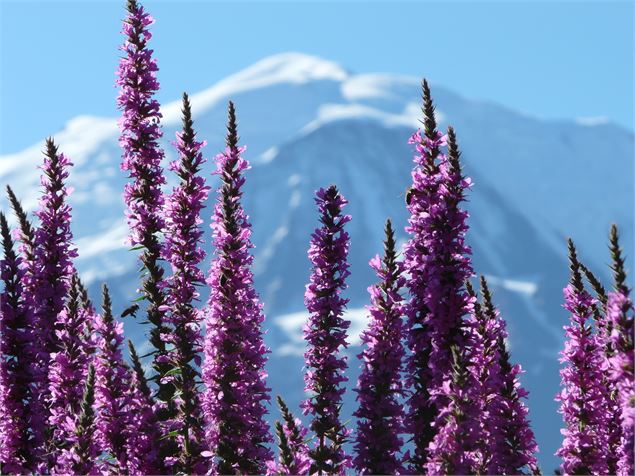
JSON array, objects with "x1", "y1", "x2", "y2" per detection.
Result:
[
  {"x1": 479, "y1": 275, "x2": 496, "y2": 319},
  {"x1": 226, "y1": 100, "x2": 239, "y2": 150},
  {"x1": 181, "y1": 92, "x2": 195, "y2": 142},
  {"x1": 101, "y1": 284, "x2": 114, "y2": 324},
  {"x1": 566, "y1": 238, "x2": 584, "y2": 293},
  {"x1": 0, "y1": 211, "x2": 11, "y2": 254},
  {"x1": 127, "y1": 0, "x2": 139, "y2": 13},
  {"x1": 609, "y1": 224, "x2": 628, "y2": 293},
  {"x1": 579, "y1": 263, "x2": 608, "y2": 305},
  {"x1": 420, "y1": 79, "x2": 438, "y2": 141},
  {"x1": 446, "y1": 126, "x2": 462, "y2": 175},
  {"x1": 44, "y1": 136, "x2": 59, "y2": 159}
]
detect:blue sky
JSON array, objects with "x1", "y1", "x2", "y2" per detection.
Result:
[{"x1": 0, "y1": 0, "x2": 633, "y2": 154}]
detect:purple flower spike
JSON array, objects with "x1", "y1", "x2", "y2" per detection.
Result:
[
  {"x1": 201, "y1": 102, "x2": 272, "y2": 474},
  {"x1": 403, "y1": 91, "x2": 474, "y2": 471},
  {"x1": 353, "y1": 219, "x2": 405, "y2": 475},
  {"x1": 94, "y1": 285, "x2": 133, "y2": 471},
  {"x1": 161, "y1": 93, "x2": 209, "y2": 473},
  {"x1": 556, "y1": 239, "x2": 611, "y2": 475},
  {"x1": 267, "y1": 396, "x2": 311, "y2": 475},
  {"x1": 125, "y1": 340, "x2": 161, "y2": 475},
  {"x1": 54, "y1": 365, "x2": 99, "y2": 475},
  {"x1": 31, "y1": 138, "x2": 78, "y2": 467},
  {"x1": 48, "y1": 276, "x2": 92, "y2": 471},
  {"x1": 477, "y1": 277, "x2": 540, "y2": 475},
  {"x1": 606, "y1": 226, "x2": 634, "y2": 476},
  {"x1": 116, "y1": 0, "x2": 173, "y2": 427},
  {"x1": 0, "y1": 213, "x2": 34, "y2": 474},
  {"x1": 426, "y1": 343, "x2": 482, "y2": 475},
  {"x1": 302, "y1": 184, "x2": 352, "y2": 474}
]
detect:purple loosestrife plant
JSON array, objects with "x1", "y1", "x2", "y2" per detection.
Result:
[
  {"x1": 403, "y1": 94, "x2": 474, "y2": 470},
  {"x1": 426, "y1": 343, "x2": 482, "y2": 475},
  {"x1": 0, "y1": 213, "x2": 34, "y2": 474},
  {"x1": 94, "y1": 285, "x2": 133, "y2": 471},
  {"x1": 302, "y1": 184, "x2": 352, "y2": 474},
  {"x1": 580, "y1": 263, "x2": 622, "y2": 474},
  {"x1": 464, "y1": 280, "x2": 505, "y2": 474},
  {"x1": 56, "y1": 365, "x2": 98, "y2": 475},
  {"x1": 32, "y1": 138, "x2": 78, "y2": 467},
  {"x1": 402, "y1": 81, "x2": 451, "y2": 470},
  {"x1": 116, "y1": 0, "x2": 174, "y2": 431},
  {"x1": 5, "y1": 187, "x2": 42, "y2": 471},
  {"x1": 353, "y1": 219, "x2": 405, "y2": 475},
  {"x1": 479, "y1": 277, "x2": 539, "y2": 475},
  {"x1": 607, "y1": 225, "x2": 634, "y2": 476},
  {"x1": 267, "y1": 396, "x2": 311, "y2": 475},
  {"x1": 48, "y1": 276, "x2": 92, "y2": 469},
  {"x1": 201, "y1": 102, "x2": 272, "y2": 474},
  {"x1": 556, "y1": 239, "x2": 611, "y2": 475},
  {"x1": 160, "y1": 92, "x2": 209, "y2": 473},
  {"x1": 125, "y1": 340, "x2": 161, "y2": 474}
]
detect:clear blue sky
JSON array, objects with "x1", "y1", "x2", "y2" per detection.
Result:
[{"x1": 0, "y1": 0, "x2": 633, "y2": 154}]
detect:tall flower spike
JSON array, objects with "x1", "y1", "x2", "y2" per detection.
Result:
[
  {"x1": 160, "y1": 92, "x2": 209, "y2": 473},
  {"x1": 403, "y1": 106, "x2": 474, "y2": 470},
  {"x1": 606, "y1": 225, "x2": 634, "y2": 476},
  {"x1": 464, "y1": 280, "x2": 505, "y2": 474},
  {"x1": 59, "y1": 364, "x2": 98, "y2": 476},
  {"x1": 302, "y1": 184, "x2": 352, "y2": 474},
  {"x1": 480, "y1": 277, "x2": 540, "y2": 475},
  {"x1": 556, "y1": 239, "x2": 610, "y2": 475},
  {"x1": 267, "y1": 396, "x2": 311, "y2": 475},
  {"x1": 353, "y1": 219, "x2": 405, "y2": 475},
  {"x1": 0, "y1": 212, "x2": 33, "y2": 474},
  {"x1": 125, "y1": 340, "x2": 161, "y2": 475},
  {"x1": 31, "y1": 138, "x2": 78, "y2": 468},
  {"x1": 201, "y1": 101, "x2": 272, "y2": 474},
  {"x1": 116, "y1": 0, "x2": 174, "y2": 433},
  {"x1": 48, "y1": 276, "x2": 92, "y2": 470},
  {"x1": 94, "y1": 285, "x2": 133, "y2": 471},
  {"x1": 426, "y1": 343, "x2": 482, "y2": 475}
]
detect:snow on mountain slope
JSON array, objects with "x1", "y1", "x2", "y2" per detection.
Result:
[{"x1": 0, "y1": 53, "x2": 632, "y2": 471}]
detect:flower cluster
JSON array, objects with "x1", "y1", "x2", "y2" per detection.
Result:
[
  {"x1": 160, "y1": 93, "x2": 209, "y2": 472},
  {"x1": 403, "y1": 82, "x2": 475, "y2": 471},
  {"x1": 201, "y1": 102, "x2": 272, "y2": 474},
  {"x1": 556, "y1": 240, "x2": 612, "y2": 475},
  {"x1": 353, "y1": 219, "x2": 406, "y2": 475},
  {"x1": 302, "y1": 185, "x2": 352, "y2": 474},
  {"x1": 2, "y1": 1, "x2": 634, "y2": 474}
]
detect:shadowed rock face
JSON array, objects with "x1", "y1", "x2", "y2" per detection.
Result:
[{"x1": 1, "y1": 54, "x2": 632, "y2": 471}]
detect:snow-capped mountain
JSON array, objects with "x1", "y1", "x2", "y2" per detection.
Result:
[{"x1": 1, "y1": 53, "x2": 632, "y2": 471}]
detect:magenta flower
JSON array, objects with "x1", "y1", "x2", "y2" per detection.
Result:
[
  {"x1": 56, "y1": 364, "x2": 98, "y2": 476},
  {"x1": 160, "y1": 92, "x2": 209, "y2": 473},
  {"x1": 201, "y1": 102, "x2": 272, "y2": 474},
  {"x1": 31, "y1": 139, "x2": 78, "y2": 468},
  {"x1": 94, "y1": 285, "x2": 133, "y2": 471},
  {"x1": 606, "y1": 226, "x2": 634, "y2": 476},
  {"x1": 116, "y1": 0, "x2": 172, "y2": 423},
  {"x1": 425, "y1": 344, "x2": 482, "y2": 475},
  {"x1": 403, "y1": 84, "x2": 474, "y2": 470},
  {"x1": 556, "y1": 239, "x2": 611, "y2": 475},
  {"x1": 302, "y1": 184, "x2": 352, "y2": 474},
  {"x1": 477, "y1": 277, "x2": 539, "y2": 475},
  {"x1": 125, "y1": 341, "x2": 161, "y2": 475},
  {"x1": 353, "y1": 219, "x2": 405, "y2": 475},
  {"x1": 48, "y1": 277, "x2": 93, "y2": 471},
  {"x1": 0, "y1": 213, "x2": 34, "y2": 474},
  {"x1": 267, "y1": 396, "x2": 311, "y2": 475}
]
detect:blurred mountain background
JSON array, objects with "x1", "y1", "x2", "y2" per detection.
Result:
[{"x1": 0, "y1": 53, "x2": 633, "y2": 471}]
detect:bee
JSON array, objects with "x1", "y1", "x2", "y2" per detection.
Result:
[
  {"x1": 405, "y1": 186, "x2": 415, "y2": 206},
  {"x1": 121, "y1": 304, "x2": 139, "y2": 319}
]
